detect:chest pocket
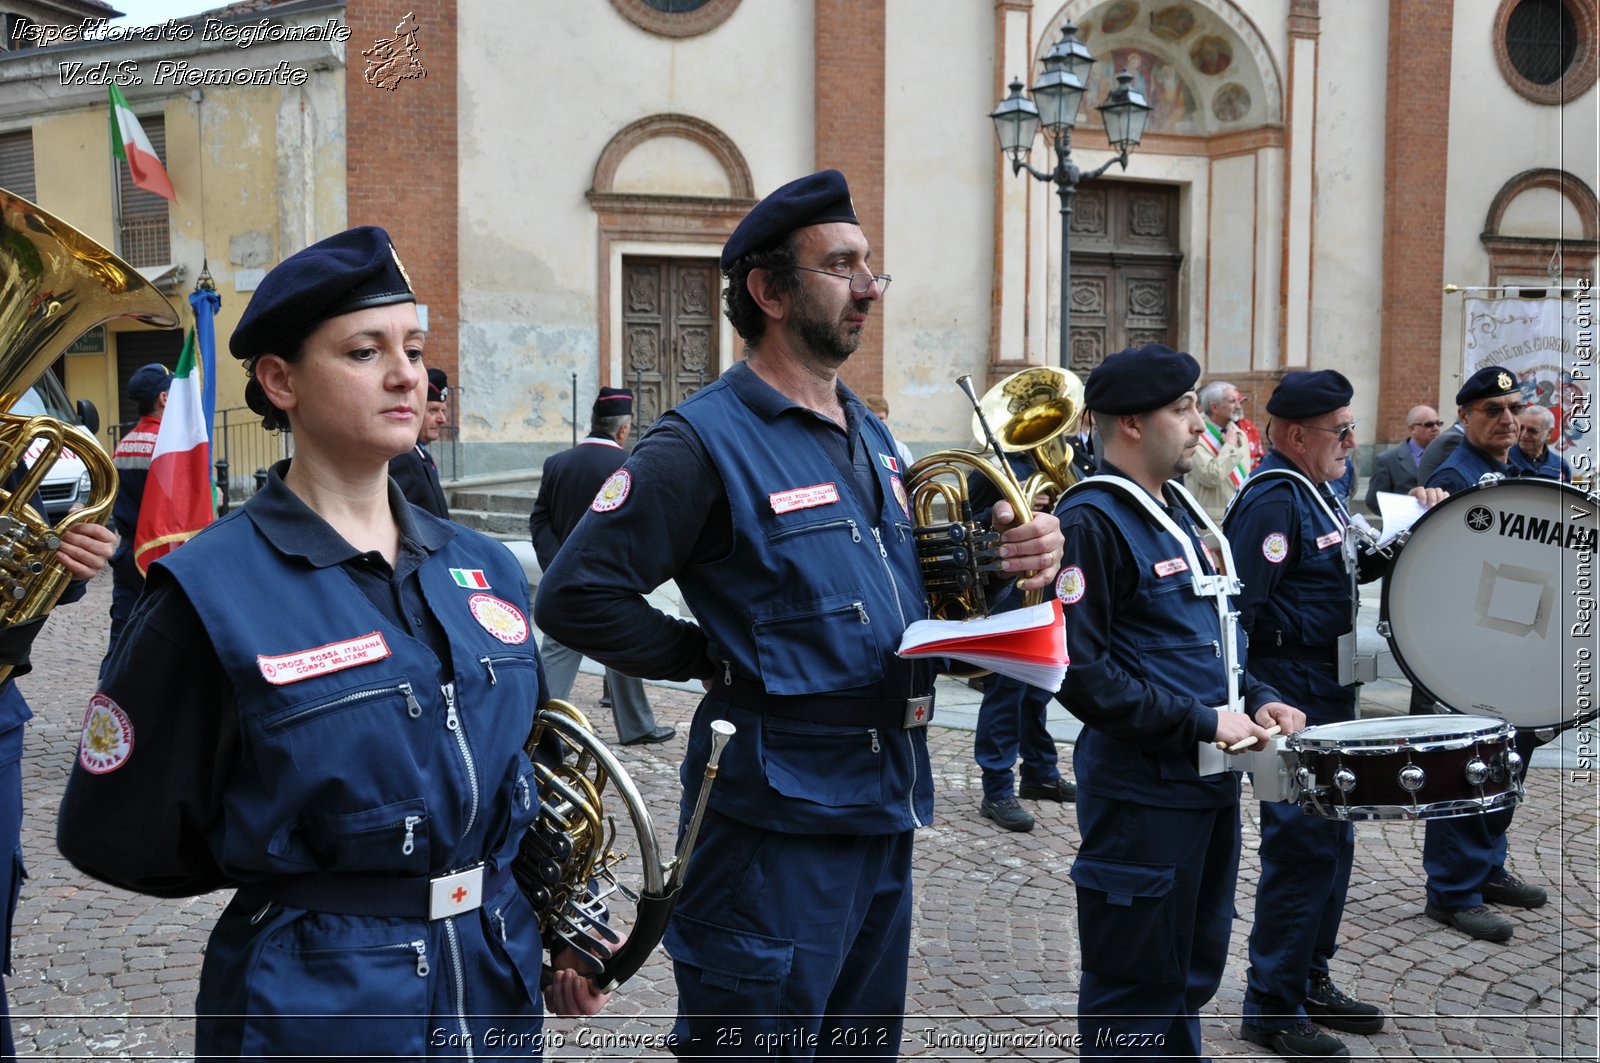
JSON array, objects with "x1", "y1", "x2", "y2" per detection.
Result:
[{"x1": 751, "y1": 594, "x2": 881, "y2": 695}]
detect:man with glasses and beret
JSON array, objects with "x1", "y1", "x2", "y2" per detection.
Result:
[
  {"x1": 537, "y1": 169, "x2": 1063, "y2": 1056},
  {"x1": 1365, "y1": 405, "x2": 1443, "y2": 510},
  {"x1": 1226, "y1": 372, "x2": 1446, "y2": 1060},
  {"x1": 1416, "y1": 366, "x2": 1549, "y2": 942},
  {"x1": 1053, "y1": 342, "x2": 1302, "y2": 1059}
]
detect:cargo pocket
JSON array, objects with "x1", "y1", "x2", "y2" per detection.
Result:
[
  {"x1": 762, "y1": 723, "x2": 883, "y2": 806},
  {"x1": 272, "y1": 797, "x2": 431, "y2": 874},
  {"x1": 665, "y1": 913, "x2": 793, "y2": 1017},
  {"x1": 751, "y1": 594, "x2": 882, "y2": 695},
  {"x1": 1069, "y1": 858, "x2": 1180, "y2": 984}
]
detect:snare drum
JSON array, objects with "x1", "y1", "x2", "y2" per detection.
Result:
[
  {"x1": 1288, "y1": 715, "x2": 1523, "y2": 821},
  {"x1": 1382, "y1": 477, "x2": 1598, "y2": 729}
]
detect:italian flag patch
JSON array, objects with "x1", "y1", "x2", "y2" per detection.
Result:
[{"x1": 450, "y1": 568, "x2": 490, "y2": 589}]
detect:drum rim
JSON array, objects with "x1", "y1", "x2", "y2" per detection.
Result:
[
  {"x1": 1308, "y1": 790, "x2": 1522, "y2": 822},
  {"x1": 1290, "y1": 715, "x2": 1514, "y2": 752},
  {"x1": 1379, "y1": 476, "x2": 1598, "y2": 729}
]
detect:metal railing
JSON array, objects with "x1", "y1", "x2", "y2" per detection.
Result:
[{"x1": 118, "y1": 214, "x2": 171, "y2": 268}]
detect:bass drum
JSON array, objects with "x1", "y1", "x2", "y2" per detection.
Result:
[{"x1": 1382, "y1": 477, "x2": 1598, "y2": 730}]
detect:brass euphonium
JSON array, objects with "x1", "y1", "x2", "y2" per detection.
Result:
[
  {"x1": 515, "y1": 699, "x2": 734, "y2": 993},
  {"x1": 905, "y1": 375, "x2": 1040, "y2": 623},
  {"x1": 974, "y1": 365, "x2": 1086, "y2": 509},
  {"x1": 0, "y1": 190, "x2": 178, "y2": 682}
]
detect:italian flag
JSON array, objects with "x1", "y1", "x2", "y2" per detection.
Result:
[
  {"x1": 108, "y1": 84, "x2": 175, "y2": 201},
  {"x1": 135, "y1": 329, "x2": 213, "y2": 574}
]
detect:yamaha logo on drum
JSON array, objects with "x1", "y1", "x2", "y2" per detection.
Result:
[{"x1": 1462, "y1": 504, "x2": 1599, "y2": 551}]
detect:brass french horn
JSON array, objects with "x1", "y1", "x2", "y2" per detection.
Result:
[
  {"x1": 974, "y1": 365, "x2": 1086, "y2": 509},
  {"x1": 516, "y1": 699, "x2": 734, "y2": 993},
  {"x1": 0, "y1": 190, "x2": 178, "y2": 681}
]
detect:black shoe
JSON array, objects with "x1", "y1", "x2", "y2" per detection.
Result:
[
  {"x1": 1482, "y1": 872, "x2": 1548, "y2": 909},
  {"x1": 1239, "y1": 1021, "x2": 1350, "y2": 1060},
  {"x1": 1424, "y1": 902, "x2": 1513, "y2": 942},
  {"x1": 622, "y1": 725, "x2": 675, "y2": 746},
  {"x1": 1018, "y1": 778, "x2": 1076, "y2": 803},
  {"x1": 980, "y1": 796, "x2": 1035, "y2": 833},
  {"x1": 1304, "y1": 974, "x2": 1385, "y2": 1034}
]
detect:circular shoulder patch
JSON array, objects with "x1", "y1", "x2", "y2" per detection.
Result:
[
  {"x1": 78, "y1": 693, "x2": 134, "y2": 775},
  {"x1": 468, "y1": 593, "x2": 530, "y2": 644},
  {"x1": 890, "y1": 475, "x2": 910, "y2": 520},
  {"x1": 591, "y1": 469, "x2": 632, "y2": 513},
  {"x1": 1261, "y1": 531, "x2": 1290, "y2": 564},
  {"x1": 1056, "y1": 565, "x2": 1086, "y2": 605}
]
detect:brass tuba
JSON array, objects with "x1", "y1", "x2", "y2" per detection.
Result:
[
  {"x1": 905, "y1": 375, "x2": 1039, "y2": 624},
  {"x1": 975, "y1": 365, "x2": 1086, "y2": 509},
  {"x1": 0, "y1": 190, "x2": 177, "y2": 681},
  {"x1": 515, "y1": 699, "x2": 733, "y2": 993}
]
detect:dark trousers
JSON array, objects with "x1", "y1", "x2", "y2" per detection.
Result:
[
  {"x1": 1072, "y1": 794, "x2": 1240, "y2": 1059},
  {"x1": 0, "y1": 725, "x2": 24, "y2": 1061},
  {"x1": 973, "y1": 675, "x2": 1060, "y2": 799},
  {"x1": 665, "y1": 813, "x2": 913, "y2": 1059},
  {"x1": 1242, "y1": 802, "x2": 1354, "y2": 1029}
]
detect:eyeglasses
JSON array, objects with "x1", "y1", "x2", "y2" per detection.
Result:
[
  {"x1": 1305, "y1": 420, "x2": 1358, "y2": 444},
  {"x1": 1409, "y1": 420, "x2": 1446, "y2": 429},
  {"x1": 1475, "y1": 401, "x2": 1528, "y2": 419},
  {"x1": 794, "y1": 267, "x2": 892, "y2": 295}
]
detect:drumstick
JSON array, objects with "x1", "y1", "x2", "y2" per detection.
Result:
[{"x1": 1217, "y1": 724, "x2": 1282, "y2": 753}]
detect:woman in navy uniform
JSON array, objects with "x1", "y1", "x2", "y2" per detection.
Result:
[
  {"x1": 57, "y1": 227, "x2": 608, "y2": 1058},
  {"x1": 1052, "y1": 344, "x2": 1303, "y2": 1058}
]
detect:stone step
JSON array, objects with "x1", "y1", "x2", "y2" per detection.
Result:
[
  {"x1": 448, "y1": 508, "x2": 530, "y2": 538},
  {"x1": 450, "y1": 488, "x2": 539, "y2": 514}
]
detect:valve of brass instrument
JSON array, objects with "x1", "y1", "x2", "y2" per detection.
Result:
[{"x1": 913, "y1": 510, "x2": 1005, "y2": 621}]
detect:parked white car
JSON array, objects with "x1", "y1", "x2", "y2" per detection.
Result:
[{"x1": 10, "y1": 374, "x2": 105, "y2": 523}]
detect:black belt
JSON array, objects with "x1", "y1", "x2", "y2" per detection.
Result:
[
  {"x1": 719, "y1": 676, "x2": 934, "y2": 729},
  {"x1": 1252, "y1": 640, "x2": 1337, "y2": 665},
  {"x1": 241, "y1": 863, "x2": 514, "y2": 920}
]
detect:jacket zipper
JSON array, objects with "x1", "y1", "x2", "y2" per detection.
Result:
[
  {"x1": 478, "y1": 654, "x2": 538, "y2": 687},
  {"x1": 869, "y1": 526, "x2": 909, "y2": 629},
  {"x1": 443, "y1": 917, "x2": 472, "y2": 1059},
  {"x1": 267, "y1": 680, "x2": 420, "y2": 731},
  {"x1": 770, "y1": 517, "x2": 860, "y2": 544},
  {"x1": 443, "y1": 682, "x2": 480, "y2": 839}
]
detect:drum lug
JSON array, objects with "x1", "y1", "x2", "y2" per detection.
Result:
[
  {"x1": 1464, "y1": 758, "x2": 1490, "y2": 786},
  {"x1": 1374, "y1": 620, "x2": 1392, "y2": 640},
  {"x1": 1333, "y1": 767, "x2": 1357, "y2": 794},
  {"x1": 1398, "y1": 763, "x2": 1426, "y2": 793}
]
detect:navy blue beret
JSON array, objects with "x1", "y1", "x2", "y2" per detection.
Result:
[
  {"x1": 1265, "y1": 370, "x2": 1354, "y2": 419},
  {"x1": 1084, "y1": 343, "x2": 1201, "y2": 414},
  {"x1": 230, "y1": 225, "x2": 415, "y2": 361},
  {"x1": 593, "y1": 386, "x2": 633, "y2": 418},
  {"x1": 426, "y1": 367, "x2": 449, "y2": 403},
  {"x1": 1456, "y1": 365, "x2": 1521, "y2": 406},
  {"x1": 720, "y1": 169, "x2": 859, "y2": 270},
  {"x1": 126, "y1": 363, "x2": 172, "y2": 406}
]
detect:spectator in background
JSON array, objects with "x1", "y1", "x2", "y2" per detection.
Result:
[
  {"x1": 387, "y1": 367, "x2": 450, "y2": 518},
  {"x1": 1417, "y1": 417, "x2": 1465, "y2": 486},
  {"x1": 1509, "y1": 405, "x2": 1572, "y2": 482},
  {"x1": 1366, "y1": 404, "x2": 1442, "y2": 509},
  {"x1": 103, "y1": 363, "x2": 172, "y2": 670},
  {"x1": 1189, "y1": 380, "x2": 1252, "y2": 522}
]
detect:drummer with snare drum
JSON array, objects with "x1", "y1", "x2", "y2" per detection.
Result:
[
  {"x1": 1416, "y1": 367, "x2": 1551, "y2": 942},
  {"x1": 1224, "y1": 371, "x2": 1447, "y2": 1060}
]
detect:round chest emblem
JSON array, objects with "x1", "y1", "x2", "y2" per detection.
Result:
[
  {"x1": 890, "y1": 475, "x2": 909, "y2": 520},
  {"x1": 1465, "y1": 505, "x2": 1494, "y2": 533},
  {"x1": 1262, "y1": 532, "x2": 1289, "y2": 564},
  {"x1": 468, "y1": 593, "x2": 529, "y2": 644},
  {"x1": 590, "y1": 469, "x2": 631, "y2": 513},
  {"x1": 1056, "y1": 565, "x2": 1086, "y2": 604},
  {"x1": 78, "y1": 693, "x2": 134, "y2": 775}
]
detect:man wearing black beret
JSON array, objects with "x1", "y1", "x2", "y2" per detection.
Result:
[
  {"x1": 529, "y1": 387, "x2": 672, "y2": 746},
  {"x1": 388, "y1": 366, "x2": 451, "y2": 518},
  {"x1": 1053, "y1": 343, "x2": 1303, "y2": 1059},
  {"x1": 1225, "y1": 370, "x2": 1447, "y2": 1059},
  {"x1": 1417, "y1": 365, "x2": 1550, "y2": 943},
  {"x1": 537, "y1": 169, "x2": 1064, "y2": 1054}
]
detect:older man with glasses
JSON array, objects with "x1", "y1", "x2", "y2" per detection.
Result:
[
  {"x1": 1365, "y1": 404, "x2": 1443, "y2": 509},
  {"x1": 1509, "y1": 404, "x2": 1573, "y2": 482},
  {"x1": 1417, "y1": 366, "x2": 1549, "y2": 942}
]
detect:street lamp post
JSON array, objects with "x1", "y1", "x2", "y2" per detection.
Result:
[{"x1": 990, "y1": 24, "x2": 1153, "y2": 369}]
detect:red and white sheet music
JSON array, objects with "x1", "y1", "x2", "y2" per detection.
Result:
[{"x1": 897, "y1": 599, "x2": 1068, "y2": 689}]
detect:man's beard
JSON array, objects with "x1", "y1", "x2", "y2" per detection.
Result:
[{"x1": 792, "y1": 285, "x2": 867, "y2": 366}]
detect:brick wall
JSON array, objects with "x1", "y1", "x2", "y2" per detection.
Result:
[
  {"x1": 1376, "y1": 0, "x2": 1454, "y2": 441},
  {"x1": 344, "y1": 2, "x2": 459, "y2": 387},
  {"x1": 814, "y1": 0, "x2": 886, "y2": 397}
]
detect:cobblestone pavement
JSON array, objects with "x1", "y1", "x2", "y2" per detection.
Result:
[{"x1": 7, "y1": 575, "x2": 1598, "y2": 1059}]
